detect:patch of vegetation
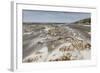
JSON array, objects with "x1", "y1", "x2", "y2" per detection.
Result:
[{"x1": 74, "y1": 18, "x2": 91, "y2": 25}]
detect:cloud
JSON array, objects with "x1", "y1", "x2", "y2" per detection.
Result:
[{"x1": 22, "y1": 10, "x2": 91, "y2": 23}]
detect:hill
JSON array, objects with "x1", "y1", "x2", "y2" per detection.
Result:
[{"x1": 74, "y1": 18, "x2": 91, "y2": 25}]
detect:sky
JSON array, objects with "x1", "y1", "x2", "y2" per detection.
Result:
[{"x1": 22, "y1": 10, "x2": 91, "y2": 23}]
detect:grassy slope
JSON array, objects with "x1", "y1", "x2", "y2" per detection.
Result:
[{"x1": 74, "y1": 18, "x2": 91, "y2": 25}]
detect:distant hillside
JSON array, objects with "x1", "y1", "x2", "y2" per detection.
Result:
[{"x1": 74, "y1": 18, "x2": 91, "y2": 25}]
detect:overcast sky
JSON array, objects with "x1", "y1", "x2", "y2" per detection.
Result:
[{"x1": 22, "y1": 10, "x2": 91, "y2": 23}]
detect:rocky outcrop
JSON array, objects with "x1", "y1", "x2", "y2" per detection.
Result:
[{"x1": 23, "y1": 23, "x2": 91, "y2": 63}]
